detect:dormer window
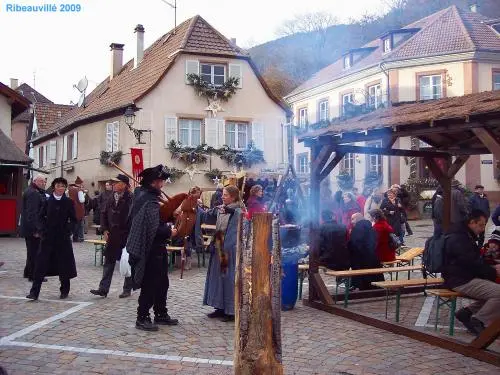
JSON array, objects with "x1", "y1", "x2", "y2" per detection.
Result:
[
  {"x1": 344, "y1": 55, "x2": 351, "y2": 69},
  {"x1": 383, "y1": 38, "x2": 392, "y2": 53}
]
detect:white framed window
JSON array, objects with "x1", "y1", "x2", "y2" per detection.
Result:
[
  {"x1": 493, "y1": 71, "x2": 500, "y2": 91},
  {"x1": 106, "y1": 122, "x2": 120, "y2": 152},
  {"x1": 38, "y1": 146, "x2": 45, "y2": 167},
  {"x1": 225, "y1": 121, "x2": 249, "y2": 150},
  {"x1": 49, "y1": 140, "x2": 57, "y2": 164},
  {"x1": 318, "y1": 100, "x2": 329, "y2": 121},
  {"x1": 383, "y1": 38, "x2": 392, "y2": 53},
  {"x1": 342, "y1": 93, "x2": 353, "y2": 115},
  {"x1": 419, "y1": 75, "x2": 442, "y2": 100},
  {"x1": 201, "y1": 63, "x2": 226, "y2": 86},
  {"x1": 368, "y1": 84, "x2": 382, "y2": 109},
  {"x1": 341, "y1": 153, "x2": 355, "y2": 177},
  {"x1": 297, "y1": 153, "x2": 309, "y2": 174},
  {"x1": 178, "y1": 118, "x2": 202, "y2": 147},
  {"x1": 63, "y1": 132, "x2": 78, "y2": 161},
  {"x1": 298, "y1": 108, "x2": 308, "y2": 128},
  {"x1": 344, "y1": 55, "x2": 351, "y2": 69},
  {"x1": 367, "y1": 141, "x2": 382, "y2": 175}
]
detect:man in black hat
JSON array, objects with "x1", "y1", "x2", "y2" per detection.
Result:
[
  {"x1": 90, "y1": 174, "x2": 133, "y2": 298},
  {"x1": 126, "y1": 165, "x2": 179, "y2": 331}
]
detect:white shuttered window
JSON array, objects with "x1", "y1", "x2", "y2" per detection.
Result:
[
  {"x1": 251, "y1": 121, "x2": 264, "y2": 150},
  {"x1": 63, "y1": 136, "x2": 68, "y2": 161},
  {"x1": 185, "y1": 60, "x2": 200, "y2": 83},
  {"x1": 164, "y1": 116, "x2": 178, "y2": 147},
  {"x1": 49, "y1": 140, "x2": 57, "y2": 164},
  {"x1": 72, "y1": 132, "x2": 78, "y2": 159},
  {"x1": 229, "y1": 63, "x2": 242, "y2": 88},
  {"x1": 106, "y1": 122, "x2": 120, "y2": 152},
  {"x1": 205, "y1": 118, "x2": 225, "y2": 148}
]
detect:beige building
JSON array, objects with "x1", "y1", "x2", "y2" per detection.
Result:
[
  {"x1": 285, "y1": 5, "x2": 500, "y2": 197},
  {"x1": 31, "y1": 16, "x2": 289, "y2": 193}
]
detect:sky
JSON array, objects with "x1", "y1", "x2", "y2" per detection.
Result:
[{"x1": 0, "y1": 0, "x2": 389, "y2": 104}]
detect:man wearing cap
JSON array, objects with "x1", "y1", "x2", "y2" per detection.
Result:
[
  {"x1": 68, "y1": 176, "x2": 86, "y2": 242},
  {"x1": 126, "y1": 165, "x2": 179, "y2": 331},
  {"x1": 90, "y1": 174, "x2": 133, "y2": 298},
  {"x1": 469, "y1": 184, "x2": 490, "y2": 247}
]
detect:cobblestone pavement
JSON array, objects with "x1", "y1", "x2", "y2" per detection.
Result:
[{"x1": 1, "y1": 221, "x2": 499, "y2": 374}]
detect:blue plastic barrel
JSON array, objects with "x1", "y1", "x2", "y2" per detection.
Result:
[{"x1": 281, "y1": 251, "x2": 299, "y2": 311}]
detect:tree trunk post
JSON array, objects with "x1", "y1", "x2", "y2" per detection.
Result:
[{"x1": 234, "y1": 212, "x2": 283, "y2": 375}]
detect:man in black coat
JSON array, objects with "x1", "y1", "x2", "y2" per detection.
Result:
[
  {"x1": 443, "y1": 210, "x2": 500, "y2": 336},
  {"x1": 20, "y1": 174, "x2": 47, "y2": 281},
  {"x1": 469, "y1": 185, "x2": 490, "y2": 247},
  {"x1": 90, "y1": 175, "x2": 133, "y2": 298},
  {"x1": 127, "y1": 165, "x2": 179, "y2": 331},
  {"x1": 318, "y1": 210, "x2": 349, "y2": 271}
]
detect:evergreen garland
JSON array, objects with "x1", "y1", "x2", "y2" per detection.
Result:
[
  {"x1": 205, "y1": 168, "x2": 223, "y2": 180},
  {"x1": 168, "y1": 140, "x2": 212, "y2": 164},
  {"x1": 186, "y1": 74, "x2": 239, "y2": 102},
  {"x1": 164, "y1": 166, "x2": 185, "y2": 183},
  {"x1": 337, "y1": 171, "x2": 354, "y2": 191},
  {"x1": 99, "y1": 150, "x2": 123, "y2": 166}
]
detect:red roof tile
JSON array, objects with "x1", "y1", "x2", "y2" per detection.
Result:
[
  {"x1": 12, "y1": 83, "x2": 53, "y2": 123},
  {"x1": 35, "y1": 103, "x2": 73, "y2": 135}
]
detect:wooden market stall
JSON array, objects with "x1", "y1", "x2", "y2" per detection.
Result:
[{"x1": 299, "y1": 90, "x2": 500, "y2": 365}]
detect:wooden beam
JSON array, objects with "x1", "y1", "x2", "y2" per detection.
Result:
[
  {"x1": 469, "y1": 317, "x2": 500, "y2": 350},
  {"x1": 319, "y1": 152, "x2": 345, "y2": 181},
  {"x1": 303, "y1": 300, "x2": 500, "y2": 367},
  {"x1": 447, "y1": 156, "x2": 470, "y2": 179},
  {"x1": 311, "y1": 145, "x2": 334, "y2": 178},
  {"x1": 333, "y1": 145, "x2": 451, "y2": 158},
  {"x1": 381, "y1": 135, "x2": 398, "y2": 149},
  {"x1": 472, "y1": 128, "x2": 500, "y2": 160},
  {"x1": 309, "y1": 273, "x2": 334, "y2": 305}
]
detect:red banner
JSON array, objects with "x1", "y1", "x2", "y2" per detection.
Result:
[{"x1": 131, "y1": 148, "x2": 144, "y2": 183}]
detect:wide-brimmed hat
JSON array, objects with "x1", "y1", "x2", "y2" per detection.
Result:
[
  {"x1": 75, "y1": 176, "x2": 83, "y2": 185},
  {"x1": 111, "y1": 174, "x2": 130, "y2": 186},
  {"x1": 139, "y1": 165, "x2": 170, "y2": 185}
]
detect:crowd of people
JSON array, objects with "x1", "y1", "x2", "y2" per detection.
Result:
[{"x1": 18, "y1": 166, "x2": 270, "y2": 332}]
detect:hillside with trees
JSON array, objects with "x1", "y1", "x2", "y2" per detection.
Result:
[{"x1": 251, "y1": 0, "x2": 500, "y2": 98}]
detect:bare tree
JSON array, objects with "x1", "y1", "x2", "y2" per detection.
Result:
[{"x1": 276, "y1": 11, "x2": 339, "y2": 37}]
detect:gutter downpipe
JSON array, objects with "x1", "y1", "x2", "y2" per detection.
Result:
[{"x1": 379, "y1": 62, "x2": 392, "y2": 188}]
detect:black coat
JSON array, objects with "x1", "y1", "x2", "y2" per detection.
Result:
[
  {"x1": 101, "y1": 191, "x2": 132, "y2": 262},
  {"x1": 34, "y1": 194, "x2": 77, "y2": 280},
  {"x1": 20, "y1": 184, "x2": 46, "y2": 237},
  {"x1": 469, "y1": 193, "x2": 490, "y2": 217},
  {"x1": 380, "y1": 198, "x2": 403, "y2": 236},
  {"x1": 442, "y1": 224, "x2": 496, "y2": 289},
  {"x1": 319, "y1": 220, "x2": 349, "y2": 270}
]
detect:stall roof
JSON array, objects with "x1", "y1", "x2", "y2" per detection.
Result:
[
  {"x1": 298, "y1": 90, "x2": 500, "y2": 152},
  {"x1": 0, "y1": 129, "x2": 31, "y2": 164}
]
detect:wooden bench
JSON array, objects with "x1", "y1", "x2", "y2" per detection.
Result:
[
  {"x1": 84, "y1": 239, "x2": 106, "y2": 266},
  {"x1": 326, "y1": 265, "x2": 423, "y2": 307},
  {"x1": 383, "y1": 247, "x2": 424, "y2": 268},
  {"x1": 426, "y1": 289, "x2": 462, "y2": 336},
  {"x1": 372, "y1": 278, "x2": 444, "y2": 322}
]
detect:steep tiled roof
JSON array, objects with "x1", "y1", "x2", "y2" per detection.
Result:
[
  {"x1": 35, "y1": 103, "x2": 74, "y2": 135},
  {"x1": 287, "y1": 6, "x2": 500, "y2": 98},
  {"x1": 13, "y1": 83, "x2": 53, "y2": 123},
  {"x1": 0, "y1": 82, "x2": 31, "y2": 119},
  {"x1": 0, "y1": 128, "x2": 31, "y2": 163},
  {"x1": 38, "y1": 15, "x2": 280, "y2": 140}
]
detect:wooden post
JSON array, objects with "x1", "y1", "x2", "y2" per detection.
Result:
[
  {"x1": 424, "y1": 157, "x2": 452, "y2": 231},
  {"x1": 234, "y1": 213, "x2": 283, "y2": 375}
]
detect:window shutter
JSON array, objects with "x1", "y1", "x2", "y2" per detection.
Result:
[
  {"x1": 63, "y1": 136, "x2": 68, "y2": 161},
  {"x1": 43, "y1": 145, "x2": 48, "y2": 166},
  {"x1": 229, "y1": 63, "x2": 242, "y2": 88},
  {"x1": 164, "y1": 116, "x2": 178, "y2": 147},
  {"x1": 33, "y1": 147, "x2": 39, "y2": 166},
  {"x1": 216, "y1": 119, "x2": 225, "y2": 148},
  {"x1": 251, "y1": 121, "x2": 265, "y2": 151},
  {"x1": 185, "y1": 60, "x2": 200, "y2": 83},
  {"x1": 49, "y1": 140, "x2": 57, "y2": 163},
  {"x1": 205, "y1": 118, "x2": 218, "y2": 147},
  {"x1": 106, "y1": 123, "x2": 113, "y2": 152},
  {"x1": 112, "y1": 122, "x2": 120, "y2": 152},
  {"x1": 72, "y1": 132, "x2": 78, "y2": 159}
]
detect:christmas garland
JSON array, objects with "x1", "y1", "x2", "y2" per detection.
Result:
[
  {"x1": 168, "y1": 141, "x2": 212, "y2": 164},
  {"x1": 186, "y1": 73, "x2": 239, "y2": 102},
  {"x1": 99, "y1": 150, "x2": 123, "y2": 166},
  {"x1": 164, "y1": 166, "x2": 185, "y2": 183},
  {"x1": 205, "y1": 168, "x2": 223, "y2": 180}
]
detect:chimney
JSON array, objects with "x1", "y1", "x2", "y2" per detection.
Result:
[
  {"x1": 10, "y1": 78, "x2": 18, "y2": 90},
  {"x1": 230, "y1": 38, "x2": 237, "y2": 45},
  {"x1": 470, "y1": 3, "x2": 479, "y2": 13},
  {"x1": 134, "y1": 24, "x2": 145, "y2": 68},
  {"x1": 110, "y1": 43, "x2": 125, "y2": 79}
]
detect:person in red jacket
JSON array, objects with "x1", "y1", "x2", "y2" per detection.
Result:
[
  {"x1": 246, "y1": 184, "x2": 266, "y2": 220},
  {"x1": 369, "y1": 208, "x2": 396, "y2": 263}
]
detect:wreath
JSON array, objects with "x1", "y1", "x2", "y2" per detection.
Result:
[{"x1": 186, "y1": 73, "x2": 239, "y2": 102}]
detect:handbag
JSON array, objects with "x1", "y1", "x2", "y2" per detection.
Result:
[
  {"x1": 389, "y1": 233, "x2": 401, "y2": 250},
  {"x1": 119, "y1": 247, "x2": 132, "y2": 277}
]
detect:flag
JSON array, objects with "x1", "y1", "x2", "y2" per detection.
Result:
[{"x1": 131, "y1": 148, "x2": 144, "y2": 183}]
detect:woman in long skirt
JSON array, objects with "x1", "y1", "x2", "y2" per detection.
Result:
[{"x1": 202, "y1": 185, "x2": 245, "y2": 322}]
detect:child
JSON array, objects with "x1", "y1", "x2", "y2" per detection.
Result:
[{"x1": 481, "y1": 232, "x2": 500, "y2": 283}]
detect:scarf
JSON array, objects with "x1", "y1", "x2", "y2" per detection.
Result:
[{"x1": 215, "y1": 201, "x2": 243, "y2": 233}]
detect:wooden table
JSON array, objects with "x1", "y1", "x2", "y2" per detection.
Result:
[{"x1": 84, "y1": 239, "x2": 106, "y2": 266}]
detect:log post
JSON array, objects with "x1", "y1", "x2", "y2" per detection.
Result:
[{"x1": 234, "y1": 213, "x2": 283, "y2": 375}]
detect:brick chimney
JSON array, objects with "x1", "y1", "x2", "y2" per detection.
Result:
[
  {"x1": 134, "y1": 24, "x2": 145, "y2": 68},
  {"x1": 10, "y1": 78, "x2": 18, "y2": 90},
  {"x1": 110, "y1": 43, "x2": 124, "y2": 79},
  {"x1": 470, "y1": 3, "x2": 479, "y2": 13}
]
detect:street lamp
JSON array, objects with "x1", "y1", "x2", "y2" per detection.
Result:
[{"x1": 124, "y1": 106, "x2": 150, "y2": 144}]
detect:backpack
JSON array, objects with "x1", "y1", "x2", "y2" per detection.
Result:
[
  {"x1": 423, "y1": 234, "x2": 448, "y2": 274},
  {"x1": 388, "y1": 233, "x2": 401, "y2": 250}
]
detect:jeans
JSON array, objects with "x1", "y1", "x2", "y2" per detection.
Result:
[
  {"x1": 454, "y1": 278, "x2": 500, "y2": 326},
  {"x1": 137, "y1": 252, "x2": 169, "y2": 318},
  {"x1": 73, "y1": 220, "x2": 84, "y2": 241},
  {"x1": 24, "y1": 236, "x2": 40, "y2": 280},
  {"x1": 98, "y1": 256, "x2": 133, "y2": 293}
]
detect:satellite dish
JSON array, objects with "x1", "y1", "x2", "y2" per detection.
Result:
[
  {"x1": 77, "y1": 93, "x2": 86, "y2": 108},
  {"x1": 74, "y1": 76, "x2": 88, "y2": 93}
]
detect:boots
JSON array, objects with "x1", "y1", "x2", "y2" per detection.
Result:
[
  {"x1": 136, "y1": 315, "x2": 158, "y2": 331},
  {"x1": 185, "y1": 256, "x2": 192, "y2": 270},
  {"x1": 154, "y1": 312, "x2": 179, "y2": 326}
]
